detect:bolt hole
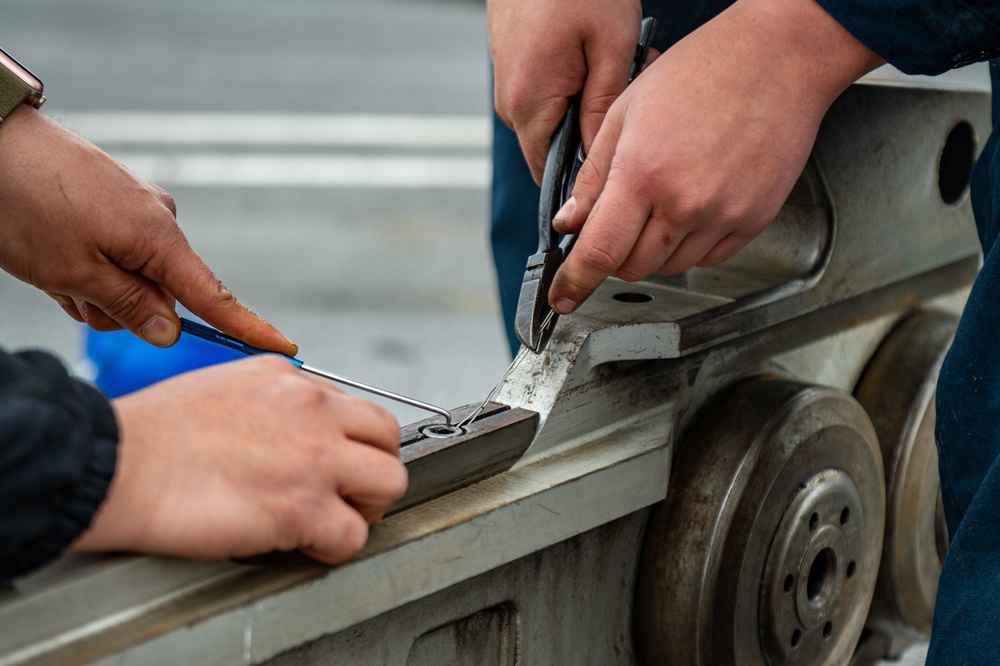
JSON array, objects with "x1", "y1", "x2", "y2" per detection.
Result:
[
  {"x1": 791, "y1": 630, "x2": 801, "y2": 648},
  {"x1": 939, "y1": 121, "x2": 976, "y2": 205},
  {"x1": 419, "y1": 424, "x2": 465, "y2": 439},
  {"x1": 612, "y1": 292, "x2": 654, "y2": 303},
  {"x1": 823, "y1": 622, "x2": 833, "y2": 639},
  {"x1": 809, "y1": 512, "x2": 819, "y2": 531},
  {"x1": 840, "y1": 507, "x2": 850, "y2": 525},
  {"x1": 846, "y1": 561, "x2": 856, "y2": 579},
  {"x1": 784, "y1": 575, "x2": 794, "y2": 593},
  {"x1": 808, "y1": 548, "x2": 836, "y2": 603}
]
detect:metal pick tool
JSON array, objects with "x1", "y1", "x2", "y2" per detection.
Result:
[{"x1": 178, "y1": 317, "x2": 459, "y2": 431}]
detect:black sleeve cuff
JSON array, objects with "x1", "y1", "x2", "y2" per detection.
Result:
[{"x1": 0, "y1": 349, "x2": 119, "y2": 581}]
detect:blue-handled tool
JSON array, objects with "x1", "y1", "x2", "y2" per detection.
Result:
[{"x1": 179, "y1": 317, "x2": 455, "y2": 426}]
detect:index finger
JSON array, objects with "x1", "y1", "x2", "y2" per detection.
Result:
[
  {"x1": 548, "y1": 178, "x2": 650, "y2": 313},
  {"x1": 146, "y1": 236, "x2": 299, "y2": 356}
]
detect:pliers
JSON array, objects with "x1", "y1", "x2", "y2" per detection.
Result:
[{"x1": 514, "y1": 17, "x2": 657, "y2": 354}]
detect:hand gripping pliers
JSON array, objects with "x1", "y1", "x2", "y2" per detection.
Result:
[{"x1": 513, "y1": 17, "x2": 657, "y2": 354}]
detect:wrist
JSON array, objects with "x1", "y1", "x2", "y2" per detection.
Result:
[{"x1": 706, "y1": 0, "x2": 885, "y2": 112}]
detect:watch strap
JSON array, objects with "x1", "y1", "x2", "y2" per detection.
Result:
[{"x1": 0, "y1": 70, "x2": 33, "y2": 121}]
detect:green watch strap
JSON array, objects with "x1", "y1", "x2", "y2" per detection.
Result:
[{"x1": 0, "y1": 68, "x2": 33, "y2": 121}]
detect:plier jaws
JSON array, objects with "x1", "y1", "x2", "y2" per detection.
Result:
[{"x1": 515, "y1": 247, "x2": 568, "y2": 353}]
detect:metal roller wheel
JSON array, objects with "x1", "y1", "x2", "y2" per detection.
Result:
[
  {"x1": 635, "y1": 377, "x2": 885, "y2": 665},
  {"x1": 852, "y1": 310, "x2": 956, "y2": 662}
]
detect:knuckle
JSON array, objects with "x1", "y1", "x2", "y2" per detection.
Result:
[
  {"x1": 582, "y1": 90, "x2": 621, "y2": 116},
  {"x1": 500, "y1": 86, "x2": 537, "y2": 128},
  {"x1": 615, "y1": 265, "x2": 646, "y2": 283},
  {"x1": 336, "y1": 516, "x2": 369, "y2": 556},
  {"x1": 150, "y1": 185, "x2": 177, "y2": 217},
  {"x1": 573, "y1": 159, "x2": 606, "y2": 195},
  {"x1": 372, "y1": 406, "x2": 401, "y2": 445},
  {"x1": 583, "y1": 240, "x2": 624, "y2": 273},
  {"x1": 382, "y1": 461, "x2": 409, "y2": 502},
  {"x1": 102, "y1": 281, "x2": 150, "y2": 322},
  {"x1": 672, "y1": 191, "x2": 715, "y2": 224}
]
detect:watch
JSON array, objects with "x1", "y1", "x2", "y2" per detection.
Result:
[{"x1": 0, "y1": 47, "x2": 45, "y2": 122}]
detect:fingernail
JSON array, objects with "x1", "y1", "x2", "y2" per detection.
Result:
[
  {"x1": 141, "y1": 315, "x2": 178, "y2": 348},
  {"x1": 553, "y1": 297, "x2": 578, "y2": 315},
  {"x1": 554, "y1": 197, "x2": 576, "y2": 227}
]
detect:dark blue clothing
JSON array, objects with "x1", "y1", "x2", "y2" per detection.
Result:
[
  {"x1": 813, "y1": 1, "x2": 1000, "y2": 663},
  {"x1": 0, "y1": 349, "x2": 118, "y2": 582},
  {"x1": 489, "y1": 1, "x2": 1000, "y2": 661},
  {"x1": 490, "y1": 117, "x2": 541, "y2": 356}
]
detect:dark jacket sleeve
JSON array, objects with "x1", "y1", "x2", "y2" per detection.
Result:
[
  {"x1": 0, "y1": 348, "x2": 118, "y2": 582},
  {"x1": 815, "y1": 0, "x2": 1000, "y2": 74}
]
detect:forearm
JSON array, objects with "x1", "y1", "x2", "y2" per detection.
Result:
[{"x1": 695, "y1": 0, "x2": 885, "y2": 114}]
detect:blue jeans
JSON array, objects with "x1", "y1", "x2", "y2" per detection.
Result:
[{"x1": 927, "y1": 64, "x2": 1000, "y2": 662}]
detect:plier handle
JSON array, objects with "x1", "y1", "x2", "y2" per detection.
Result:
[{"x1": 514, "y1": 17, "x2": 657, "y2": 354}]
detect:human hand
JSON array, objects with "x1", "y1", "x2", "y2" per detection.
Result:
[
  {"x1": 71, "y1": 356, "x2": 406, "y2": 564},
  {"x1": 489, "y1": 0, "x2": 642, "y2": 182},
  {"x1": 0, "y1": 106, "x2": 296, "y2": 355},
  {"x1": 548, "y1": 0, "x2": 884, "y2": 314}
]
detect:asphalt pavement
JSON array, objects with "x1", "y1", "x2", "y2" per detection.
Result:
[{"x1": 0, "y1": 0, "x2": 508, "y2": 425}]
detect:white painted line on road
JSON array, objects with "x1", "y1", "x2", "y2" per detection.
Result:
[
  {"x1": 55, "y1": 112, "x2": 491, "y2": 148},
  {"x1": 115, "y1": 153, "x2": 491, "y2": 189}
]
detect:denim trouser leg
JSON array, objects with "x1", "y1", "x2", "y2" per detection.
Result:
[
  {"x1": 927, "y1": 238, "x2": 1000, "y2": 663},
  {"x1": 490, "y1": 116, "x2": 541, "y2": 357}
]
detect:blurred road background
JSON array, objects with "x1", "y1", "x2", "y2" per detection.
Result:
[
  {"x1": 0, "y1": 0, "x2": 509, "y2": 425},
  {"x1": 0, "y1": 1, "x2": 929, "y2": 662}
]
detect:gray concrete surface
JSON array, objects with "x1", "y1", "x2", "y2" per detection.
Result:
[
  {"x1": 0, "y1": 1, "x2": 929, "y2": 662},
  {"x1": 0, "y1": 0, "x2": 507, "y2": 425}
]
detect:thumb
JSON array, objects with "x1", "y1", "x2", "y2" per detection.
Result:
[{"x1": 82, "y1": 267, "x2": 182, "y2": 347}]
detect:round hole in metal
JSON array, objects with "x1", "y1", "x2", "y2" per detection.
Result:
[
  {"x1": 807, "y1": 547, "x2": 836, "y2": 604},
  {"x1": 420, "y1": 424, "x2": 465, "y2": 439},
  {"x1": 613, "y1": 292, "x2": 654, "y2": 303},
  {"x1": 939, "y1": 121, "x2": 976, "y2": 205}
]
